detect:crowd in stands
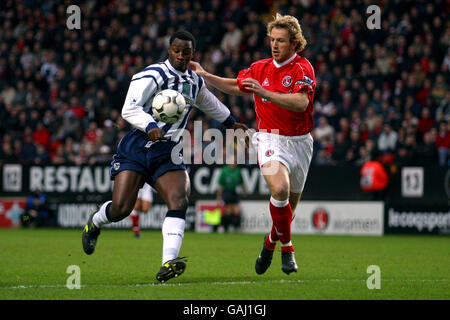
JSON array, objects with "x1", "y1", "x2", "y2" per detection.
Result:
[{"x1": 0, "y1": 0, "x2": 448, "y2": 168}]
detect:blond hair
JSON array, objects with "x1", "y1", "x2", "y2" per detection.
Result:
[{"x1": 267, "y1": 13, "x2": 307, "y2": 53}]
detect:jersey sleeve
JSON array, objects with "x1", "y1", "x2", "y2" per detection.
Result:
[
  {"x1": 293, "y1": 66, "x2": 316, "y2": 103},
  {"x1": 236, "y1": 66, "x2": 253, "y2": 93},
  {"x1": 195, "y1": 85, "x2": 236, "y2": 128},
  {"x1": 121, "y1": 72, "x2": 160, "y2": 133}
]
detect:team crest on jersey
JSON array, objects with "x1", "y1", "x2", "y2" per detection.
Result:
[
  {"x1": 282, "y1": 76, "x2": 292, "y2": 87},
  {"x1": 265, "y1": 149, "x2": 274, "y2": 157}
]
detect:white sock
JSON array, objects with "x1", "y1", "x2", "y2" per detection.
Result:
[
  {"x1": 92, "y1": 201, "x2": 112, "y2": 228},
  {"x1": 281, "y1": 241, "x2": 293, "y2": 247},
  {"x1": 270, "y1": 196, "x2": 289, "y2": 208},
  {"x1": 162, "y1": 217, "x2": 185, "y2": 265}
]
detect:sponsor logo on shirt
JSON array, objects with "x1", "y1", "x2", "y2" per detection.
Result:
[
  {"x1": 294, "y1": 80, "x2": 313, "y2": 88},
  {"x1": 262, "y1": 78, "x2": 270, "y2": 86},
  {"x1": 303, "y1": 75, "x2": 314, "y2": 85}
]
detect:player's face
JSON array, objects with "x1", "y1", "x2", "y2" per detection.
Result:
[
  {"x1": 168, "y1": 38, "x2": 194, "y2": 72},
  {"x1": 269, "y1": 27, "x2": 297, "y2": 63}
]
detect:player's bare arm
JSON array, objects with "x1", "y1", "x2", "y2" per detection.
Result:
[
  {"x1": 189, "y1": 61, "x2": 248, "y2": 96},
  {"x1": 241, "y1": 78, "x2": 309, "y2": 112}
]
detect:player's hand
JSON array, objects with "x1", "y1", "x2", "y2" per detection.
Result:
[
  {"x1": 189, "y1": 61, "x2": 206, "y2": 76},
  {"x1": 241, "y1": 78, "x2": 268, "y2": 99},
  {"x1": 231, "y1": 122, "x2": 249, "y2": 131},
  {"x1": 148, "y1": 128, "x2": 165, "y2": 141},
  {"x1": 231, "y1": 122, "x2": 250, "y2": 148}
]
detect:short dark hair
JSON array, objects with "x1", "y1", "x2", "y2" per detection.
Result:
[{"x1": 169, "y1": 30, "x2": 196, "y2": 49}]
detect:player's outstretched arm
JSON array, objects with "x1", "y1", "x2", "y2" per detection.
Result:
[
  {"x1": 241, "y1": 78, "x2": 309, "y2": 112},
  {"x1": 189, "y1": 61, "x2": 247, "y2": 96}
]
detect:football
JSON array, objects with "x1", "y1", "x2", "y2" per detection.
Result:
[{"x1": 152, "y1": 89, "x2": 186, "y2": 124}]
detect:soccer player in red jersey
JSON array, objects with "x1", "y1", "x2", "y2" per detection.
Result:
[{"x1": 190, "y1": 13, "x2": 316, "y2": 275}]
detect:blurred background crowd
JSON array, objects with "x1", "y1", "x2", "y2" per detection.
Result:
[{"x1": 0, "y1": 0, "x2": 448, "y2": 168}]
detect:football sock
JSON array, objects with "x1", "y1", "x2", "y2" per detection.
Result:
[
  {"x1": 269, "y1": 197, "x2": 294, "y2": 252},
  {"x1": 162, "y1": 210, "x2": 186, "y2": 265},
  {"x1": 130, "y1": 210, "x2": 142, "y2": 234},
  {"x1": 92, "y1": 201, "x2": 112, "y2": 228},
  {"x1": 264, "y1": 232, "x2": 277, "y2": 251}
]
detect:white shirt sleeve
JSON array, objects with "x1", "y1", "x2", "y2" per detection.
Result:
[
  {"x1": 121, "y1": 75, "x2": 159, "y2": 133},
  {"x1": 195, "y1": 84, "x2": 235, "y2": 126}
]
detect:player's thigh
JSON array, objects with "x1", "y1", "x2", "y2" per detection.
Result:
[
  {"x1": 261, "y1": 160, "x2": 291, "y2": 199},
  {"x1": 154, "y1": 170, "x2": 190, "y2": 210},
  {"x1": 289, "y1": 142, "x2": 313, "y2": 197},
  {"x1": 111, "y1": 170, "x2": 145, "y2": 216}
]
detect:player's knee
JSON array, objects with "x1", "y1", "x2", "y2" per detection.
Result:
[
  {"x1": 110, "y1": 200, "x2": 134, "y2": 222},
  {"x1": 270, "y1": 184, "x2": 289, "y2": 200},
  {"x1": 168, "y1": 192, "x2": 189, "y2": 211},
  {"x1": 141, "y1": 203, "x2": 151, "y2": 213}
]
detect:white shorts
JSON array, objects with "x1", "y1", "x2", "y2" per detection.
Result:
[
  {"x1": 252, "y1": 131, "x2": 313, "y2": 193},
  {"x1": 137, "y1": 183, "x2": 153, "y2": 202}
]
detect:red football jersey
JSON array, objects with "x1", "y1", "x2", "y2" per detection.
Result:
[{"x1": 237, "y1": 54, "x2": 316, "y2": 136}]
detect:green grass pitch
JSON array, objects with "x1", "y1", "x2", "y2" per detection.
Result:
[{"x1": 0, "y1": 228, "x2": 448, "y2": 300}]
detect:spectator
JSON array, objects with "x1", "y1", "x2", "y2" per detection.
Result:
[
  {"x1": 435, "y1": 121, "x2": 450, "y2": 166},
  {"x1": 19, "y1": 134, "x2": 37, "y2": 164},
  {"x1": 378, "y1": 123, "x2": 398, "y2": 155},
  {"x1": 313, "y1": 116, "x2": 335, "y2": 143},
  {"x1": 314, "y1": 93, "x2": 335, "y2": 120},
  {"x1": 0, "y1": 142, "x2": 17, "y2": 162},
  {"x1": 33, "y1": 122, "x2": 50, "y2": 150},
  {"x1": 355, "y1": 145, "x2": 371, "y2": 166},
  {"x1": 416, "y1": 131, "x2": 439, "y2": 166},
  {"x1": 220, "y1": 21, "x2": 242, "y2": 52},
  {"x1": 34, "y1": 144, "x2": 51, "y2": 165},
  {"x1": 364, "y1": 107, "x2": 377, "y2": 132},
  {"x1": 436, "y1": 92, "x2": 450, "y2": 122},
  {"x1": 331, "y1": 132, "x2": 349, "y2": 165},
  {"x1": 417, "y1": 107, "x2": 435, "y2": 135}
]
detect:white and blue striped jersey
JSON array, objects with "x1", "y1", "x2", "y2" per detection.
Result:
[{"x1": 121, "y1": 59, "x2": 235, "y2": 142}]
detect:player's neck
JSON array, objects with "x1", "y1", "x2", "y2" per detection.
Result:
[
  {"x1": 166, "y1": 59, "x2": 188, "y2": 74},
  {"x1": 272, "y1": 53, "x2": 297, "y2": 68}
]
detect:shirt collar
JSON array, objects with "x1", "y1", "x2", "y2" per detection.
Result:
[{"x1": 273, "y1": 53, "x2": 297, "y2": 68}]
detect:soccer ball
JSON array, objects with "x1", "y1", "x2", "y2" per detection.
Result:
[{"x1": 152, "y1": 89, "x2": 186, "y2": 124}]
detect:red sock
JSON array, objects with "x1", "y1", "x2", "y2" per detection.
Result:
[
  {"x1": 269, "y1": 199, "x2": 294, "y2": 252},
  {"x1": 130, "y1": 214, "x2": 140, "y2": 234},
  {"x1": 264, "y1": 228, "x2": 277, "y2": 250}
]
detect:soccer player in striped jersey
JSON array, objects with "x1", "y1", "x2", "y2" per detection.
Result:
[
  {"x1": 190, "y1": 14, "x2": 316, "y2": 275},
  {"x1": 82, "y1": 30, "x2": 248, "y2": 282}
]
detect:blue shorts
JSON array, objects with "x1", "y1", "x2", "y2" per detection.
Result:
[{"x1": 110, "y1": 129, "x2": 186, "y2": 187}]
